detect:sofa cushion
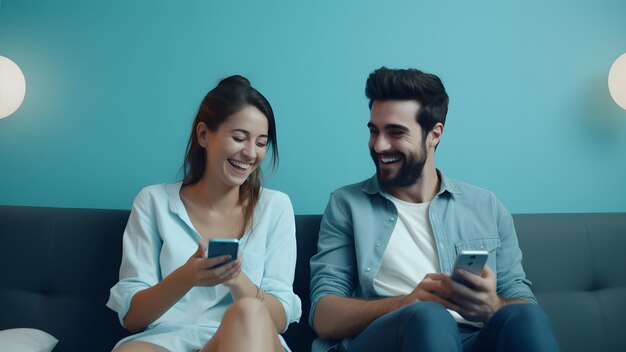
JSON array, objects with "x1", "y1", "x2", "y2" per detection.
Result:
[
  {"x1": 0, "y1": 206, "x2": 130, "y2": 352},
  {"x1": 515, "y1": 213, "x2": 626, "y2": 352},
  {"x1": 0, "y1": 328, "x2": 58, "y2": 352},
  {"x1": 2, "y1": 206, "x2": 626, "y2": 352}
]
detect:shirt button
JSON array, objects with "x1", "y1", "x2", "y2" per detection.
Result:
[
  {"x1": 365, "y1": 267, "x2": 371, "y2": 272},
  {"x1": 376, "y1": 241, "x2": 381, "y2": 247},
  {"x1": 389, "y1": 217, "x2": 395, "y2": 222}
]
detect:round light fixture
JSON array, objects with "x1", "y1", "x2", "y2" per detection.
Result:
[
  {"x1": 0, "y1": 55, "x2": 26, "y2": 119},
  {"x1": 608, "y1": 53, "x2": 626, "y2": 110}
]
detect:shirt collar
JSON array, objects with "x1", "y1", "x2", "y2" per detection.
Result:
[
  {"x1": 362, "y1": 175, "x2": 381, "y2": 195},
  {"x1": 362, "y1": 169, "x2": 461, "y2": 197},
  {"x1": 166, "y1": 182, "x2": 185, "y2": 216},
  {"x1": 437, "y1": 170, "x2": 461, "y2": 196}
]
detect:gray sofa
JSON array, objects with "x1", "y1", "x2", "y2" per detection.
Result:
[{"x1": 0, "y1": 205, "x2": 624, "y2": 351}]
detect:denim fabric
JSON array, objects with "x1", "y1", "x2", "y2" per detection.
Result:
[
  {"x1": 345, "y1": 303, "x2": 559, "y2": 352},
  {"x1": 310, "y1": 171, "x2": 535, "y2": 352}
]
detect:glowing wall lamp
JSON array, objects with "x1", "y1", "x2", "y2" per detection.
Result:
[
  {"x1": 608, "y1": 53, "x2": 626, "y2": 110},
  {"x1": 0, "y1": 55, "x2": 26, "y2": 119}
]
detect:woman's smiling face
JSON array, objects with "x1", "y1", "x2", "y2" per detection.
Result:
[{"x1": 198, "y1": 105, "x2": 269, "y2": 188}]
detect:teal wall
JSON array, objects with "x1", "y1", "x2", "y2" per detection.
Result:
[{"x1": 1, "y1": 0, "x2": 625, "y2": 214}]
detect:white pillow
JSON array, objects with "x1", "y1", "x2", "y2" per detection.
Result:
[{"x1": 0, "y1": 328, "x2": 58, "y2": 352}]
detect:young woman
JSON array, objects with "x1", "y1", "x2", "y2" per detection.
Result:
[{"x1": 107, "y1": 75, "x2": 301, "y2": 352}]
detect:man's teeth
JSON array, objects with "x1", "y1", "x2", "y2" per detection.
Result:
[
  {"x1": 230, "y1": 160, "x2": 252, "y2": 170},
  {"x1": 381, "y1": 155, "x2": 402, "y2": 164}
]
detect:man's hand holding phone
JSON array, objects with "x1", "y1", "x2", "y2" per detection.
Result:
[
  {"x1": 450, "y1": 250, "x2": 488, "y2": 286},
  {"x1": 442, "y1": 250, "x2": 503, "y2": 322}
]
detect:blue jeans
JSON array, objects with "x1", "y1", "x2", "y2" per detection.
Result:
[{"x1": 346, "y1": 302, "x2": 560, "y2": 352}]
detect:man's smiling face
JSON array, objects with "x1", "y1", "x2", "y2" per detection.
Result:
[{"x1": 368, "y1": 100, "x2": 428, "y2": 189}]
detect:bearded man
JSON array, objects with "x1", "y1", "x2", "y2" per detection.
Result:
[{"x1": 309, "y1": 67, "x2": 560, "y2": 352}]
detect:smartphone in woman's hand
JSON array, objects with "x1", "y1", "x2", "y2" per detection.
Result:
[{"x1": 207, "y1": 239, "x2": 239, "y2": 268}]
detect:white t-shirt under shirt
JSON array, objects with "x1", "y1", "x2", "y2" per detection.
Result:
[
  {"x1": 373, "y1": 194, "x2": 440, "y2": 294},
  {"x1": 374, "y1": 192, "x2": 479, "y2": 327}
]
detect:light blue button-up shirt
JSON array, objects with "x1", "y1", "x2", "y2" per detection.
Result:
[
  {"x1": 310, "y1": 171, "x2": 535, "y2": 351},
  {"x1": 107, "y1": 183, "x2": 301, "y2": 350}
]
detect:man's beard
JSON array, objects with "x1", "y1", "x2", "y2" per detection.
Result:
[{"x1": 370, "y1": 143, "x2": 427, "y2": 188}]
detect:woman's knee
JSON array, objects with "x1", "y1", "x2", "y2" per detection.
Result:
[
  {"x1": 210, "y1": 298, "x2": 279, "y2": 351},
  {"x1": 222, "y1": 297, "x2": 271, "y2": 328},
  {"x1": 113, "y1": 341, "x2": 169, "y2": 352}
]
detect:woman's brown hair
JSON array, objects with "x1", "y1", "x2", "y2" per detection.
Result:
[{"x1": 182, "y1": 75, "x2": 278, "y2": 230}]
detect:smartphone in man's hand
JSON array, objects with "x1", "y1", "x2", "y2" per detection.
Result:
[{"x1": 451, "y1": 250, "x2": 488, "y2": 286}]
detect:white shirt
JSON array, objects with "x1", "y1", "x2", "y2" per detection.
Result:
[
  {"x1": 107, "y1": 183, "x2": 302, "y2": 349},
  {"x1": 374, "y1": 193, "x2": 440, "y2": 295},
  {"x1": 374, "y1": 192, "x2": 480, "y2": 327}
]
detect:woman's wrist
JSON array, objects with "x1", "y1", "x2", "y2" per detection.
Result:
[
  {"x1": 255, "y1": 285, "x2": 265, "y2": 302},
  {"x1": 172, "y1": 262, "x2": 195, "y2": 290},
  {"x1": 227, "y1": 272, "x2": 255, "y2": 300}
]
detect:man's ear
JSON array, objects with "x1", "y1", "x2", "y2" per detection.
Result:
[
  {"x1": 196, "y1": 122, "x2": 209, "y2": 148},
  {"x1": 429, "y1": 123, "x2": 444, "y2": 148}
]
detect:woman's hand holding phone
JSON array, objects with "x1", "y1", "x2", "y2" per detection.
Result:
[
  {"x1": 207, "y1": 239, "x2": 244, "y2": 287},
  {"x1": 179, "y1": 241, "x2": 242, "y2": 288},
  {"x1": 221, "y1": 249, "x2": 244, "y2": 287}
]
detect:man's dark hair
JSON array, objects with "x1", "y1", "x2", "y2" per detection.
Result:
[{"x1": 365, "y1": 67, "x2": 449, "y2": 134}]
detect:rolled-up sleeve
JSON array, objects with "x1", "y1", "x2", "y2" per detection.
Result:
[
  {"x1": 106, "y1": 188, "x2": 162, "y2": 327},
  {"x1": 493, "y1": 198, "x2": 537, "y2": 304},
  {"x1": 309, "y1": 191, "x2": 358, "y2": 327},
  {"x1": 260, "y1": 193, "x2": 302, "y2": 332}
]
